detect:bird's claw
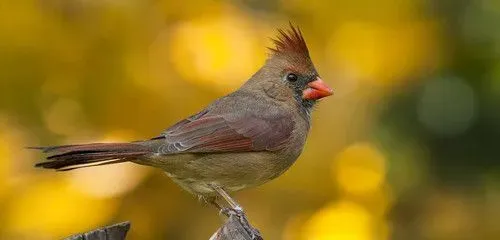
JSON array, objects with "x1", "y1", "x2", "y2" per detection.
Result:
[
  {"x1": 219, "y1": 207, "x2": 244, "y2": 217},
  {"x1": 233, "y1": 205, "x2": 243, "y2": 213}
]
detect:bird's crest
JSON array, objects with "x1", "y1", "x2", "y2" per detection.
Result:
[{"x1": 269, "y1": 23, "x2": 310, "y2": 58}]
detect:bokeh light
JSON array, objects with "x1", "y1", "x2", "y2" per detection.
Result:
[
  {"x1": 5, "y1": 178, "x2": 118, "y2": 239},
  {"x1": 333, "y1": 143, "x2": 387, "y2": 196},
  {"x1": 69, "y1": 162, "x2": 148, "y2": 199},
  {"x1": 43, "y1": 98, "x2": 88, "y2": 136},
  {"x1": 167, "y1": 9, "x2": 266, "y2": 91},
  {"x1": 417, "y1": 76, "x2": 476, "y2": 137},
  {"x1": 302, "y1": 201, "x2": 373, "y2": 240},
  {"x1": 326, "y1": 20, "x2": 439, "y2": 85}
]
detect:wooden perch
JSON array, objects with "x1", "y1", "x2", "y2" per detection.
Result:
[
  {"x1": 64, "y1": 221, "x2": 130, "y2": 240},
  {"x1": 210, "y1": 210, "x2": 263, "y2": 240},
  {"x1": 63, "y1": 211, "x2": 263, "y2": 240}
]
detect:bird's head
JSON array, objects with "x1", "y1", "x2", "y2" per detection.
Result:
[{"x1": 246, "y1": 24, "x2": 333, "y2": 112}]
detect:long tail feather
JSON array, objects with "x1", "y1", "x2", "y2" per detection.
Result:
[{"x1": 32, "y1": 142, "x2": 151, "y2": 171}]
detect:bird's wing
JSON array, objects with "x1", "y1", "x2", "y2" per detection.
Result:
[{"x1": 154, "y1": 108, "x2": 295, "y2": 154}]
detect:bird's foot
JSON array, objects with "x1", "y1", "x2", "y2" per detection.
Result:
[
  {"x1": 233, "y1": 205, "x2": 244, "y2": 213},
  {"x1": 219, "y1": 206, "x2": 244, "y2": 217}
]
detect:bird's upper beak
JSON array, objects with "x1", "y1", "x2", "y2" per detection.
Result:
[{"x1": 302, "y1": 77, "x2": 334, "y2": 100}]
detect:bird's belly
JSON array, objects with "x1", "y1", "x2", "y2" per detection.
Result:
[
  {"x1": 165, "y1": 172, "x2": 250, "y2": 195},
  {"x1": 149, "y1": 151, "x2": 298, "y2": 196}
]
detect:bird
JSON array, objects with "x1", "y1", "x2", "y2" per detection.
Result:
[{"x1": 32, "y1": 23, "x2": 333, "y2": 212}]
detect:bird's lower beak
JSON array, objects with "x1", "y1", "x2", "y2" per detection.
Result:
[{"x1": 302, "y1": 77, "x2": 334, "y2": 100}]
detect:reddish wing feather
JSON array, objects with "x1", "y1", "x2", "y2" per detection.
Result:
[{"x1": 158, "y1": 111, "x2": 294, "y2": 154}]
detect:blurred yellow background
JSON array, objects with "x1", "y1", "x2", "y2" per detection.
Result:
[{"x1": 1, "y1": 0, "x2": 499, "y2": 239}]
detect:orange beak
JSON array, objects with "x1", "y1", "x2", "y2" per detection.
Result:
[{"x1": 302, "y1": 77, "x2": 333, "y2": 100}]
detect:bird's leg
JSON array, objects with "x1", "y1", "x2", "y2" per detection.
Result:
[
  {"x1": 209, "y1": 184, "x2": 244, "y2": 213},
  {"x1": 200, "y1": 195, "x2": 236, "y2": 217},
  {"x1": 209, "y1": 198, "x2": 224, "y2": 211},
  {"x1": 203, "y1": 196, "x2": 229, "y2": 216},
  {"x1": 200, "y1": 195, "x2": 222, "y2": 209}
]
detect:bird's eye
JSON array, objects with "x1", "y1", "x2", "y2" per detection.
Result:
[{"x1": 286, "y1": 73, "x2": 298, "y2": 82}]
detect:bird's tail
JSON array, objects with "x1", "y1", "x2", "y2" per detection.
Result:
[{"x1": 31, "y1": 142, "x2": 152, "y2": 171}]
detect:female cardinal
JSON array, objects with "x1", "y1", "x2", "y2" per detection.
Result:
[{"x1": 33, "y1": 24, "x2": 333, "y2": 211}]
